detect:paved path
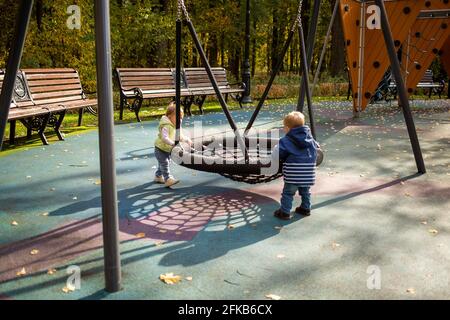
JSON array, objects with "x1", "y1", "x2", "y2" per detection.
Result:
[{"x1": 0, "y1": 100, "x2": 449, "y2": 299}]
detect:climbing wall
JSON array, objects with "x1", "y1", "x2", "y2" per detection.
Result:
[
  {"x1": 401, "y1": 4, "x2": 450, "y2": 93},
  {"x1": 340, "y1": 0, "x2": 424, "y2": 112}
]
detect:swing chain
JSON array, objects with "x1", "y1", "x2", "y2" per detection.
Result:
[
  {"x1": 177, "y1": 0, "x2": 190, "y2": 22},
  {"x1": 290, "y1": 0, "x2": 303, "y2": 32}
]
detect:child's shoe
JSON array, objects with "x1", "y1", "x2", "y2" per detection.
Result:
[
  {"x1": 165, "y1": 177, "x2": 180, "y2": 188},
  {"x1": 295, "y1": 206, "x2": 311, "y2": 216},
  {"x1": 273, "y1": 209, "x2": 291, "y2": 220},
  {"x1": 154, "y1": 176, "x2": 165, "y2": 184}
]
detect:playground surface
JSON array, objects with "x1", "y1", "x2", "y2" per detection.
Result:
[{"x1": 0, "y1": 99, "x2": 449, "y2": 300}]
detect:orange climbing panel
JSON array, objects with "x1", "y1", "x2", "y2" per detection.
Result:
[
  {"x1": 401, "y1": 9, "x2": 450, "y2": 93},
  {"x1": 340, "y1": 0, "x2": 449, "y2": 112}
]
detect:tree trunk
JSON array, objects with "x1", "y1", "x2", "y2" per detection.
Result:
[
  {"x1": 271, "y1": 6, "x2": 279, "y2": 73},
  {"x1": 330, "y1": 0, "x2": 345, "y2": 77}
]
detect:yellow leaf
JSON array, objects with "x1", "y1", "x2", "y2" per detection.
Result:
[
  {"x1": 11, "y1": 221, "x2": 18, "y2": 226},
  {"x1": 47, "y1": 269, "x2": 57, "y2": 275},
  {"x1": 41, "y1": 212, "x2": 49, "y2": 217},
  {"x1": 159, "y1": 229, "x2": 167, "y2": 234},
  {"x1": 94, "y1": 180, "x2": 101, "y2": 185},
  {"x1": 276, "y1": 254, "x2": 285, "y2": 259},
  {"x1": 332, "y1": 242, "x2": 341, "y2": 249},
  {"x1": 421, "y1": 221, "x2": 427, "y2": 225},
  {"x1": 227, "y1": 224, "x2": 235, "y2": 230},
  {"x1": 185, "y1": 276, "x2": 193, "y2": 281},
  {"x1": 160, "y1": 273, "x2": 182, "y2": 285},
  {"x1": 406, "y1": 288, "x2": 416, "y2": 294},
  {"x1": 265, "y1": 294, "x2": 281, "y2": 300},
  {"x1": 30, "y1": 249, "x2": 39, "y2": 255},
  {"x1": 428, "y1": 229, "x2": 438, "y2": 235},
  {"x1": 274, "y1": 226, "x2": 283, "y2": 230},
  {"x1": 135, "y1": 232, "x2": 146, "y2": 238},
  {"x1": 16, "y1": 267, "x2": 26, "y2": 277},
  {"x1": 62, "y1": 285, "x2": 75, "y2": 293}
]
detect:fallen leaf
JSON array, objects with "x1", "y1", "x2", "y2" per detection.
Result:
[
  {"x1": 276, "y1": 254, "x2": 285, "y2": 259},
  {"x1": 155, "y1": 241, "x2": 164, "y2": 246},
  {"x1": 41, "y1": 212, "x2": 49, "y2": 217},
  {"x1": 265, "y1": 294, "x2": 281, "y2": 300},
  {"x1": 135, "y1": 232, "x2": 146, "y2": 238},
  {"x1": 406, "y1": 288, "x2": 416, "y2": 294},
  {"x1": 11, "y1": 221, "x2": 18, "y2": 226},
  {"x1": 185, "y1": 276, "x2": 193, "y2": 281},
  {"x1": 160, "y1": 273, "x2": 182, "y2": 285},
  {"x1": 30, "y1": 249, "x2": 39, "y2": 255},
  {"x1": 62, "y1": 284, "x2": 75, "y2": 293},
  {"x1": 16, "y1": 267, "x2": 26, "y2": 277},
  {"x1": 159, "y1": 229, "x2": 167, "y2": 234},
  {"x1": 428, "y1": 229, "x2": 438, "y2": 235},
  {"x1": 274, "y1": 226, "x2": 283, "y2": 230},
  {"x1": 227, "y1": 224, "x2": 235, "y2": 230},
  {"x1": 94, "y1": 180, "x2": 101, "y2": 185},
  {"x1": 47, "y1": 269, "x2": 57, "y2": 275},
  {"x1": 421, "y1": 221, "x2": 427, "y2": 225},
  {"x1": 332, "y1": 242, "x2": 341, "y2": 249}
]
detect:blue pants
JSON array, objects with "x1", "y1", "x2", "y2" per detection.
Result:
[
  {"x1": 154, "y1": 147, "x2": 172, "y2": 180},
  {"x1": 280, "y1": 183, "x2": 311, "y2": 213}
]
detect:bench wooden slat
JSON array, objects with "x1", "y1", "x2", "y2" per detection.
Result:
[
  {"x1": 32, "y1": 90, "x2": 83, "y2": 100},
  {"x1": 31, "y1": 83, "x2": 82, "y2": 93},
  {"x1": 27, "y1": 78, "x2": 81, "y2": 87},
  {"x1": 33, "y1": 95, "x2": 84, "y2": 106},
  {"x1": 21, "y1": 68, "x2": 78, "y2": 73},
  {"x1": 25, "y1": 73, "x2": 79, "y2": 80}
]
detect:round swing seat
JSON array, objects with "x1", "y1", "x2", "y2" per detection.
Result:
[{"x1": 172, "y1": 133, "x2": 324, "y2": 184}]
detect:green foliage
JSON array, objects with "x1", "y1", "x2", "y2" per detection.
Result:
[{"x1": 0, "y1": 0, "x2": 446, "y2": 93}]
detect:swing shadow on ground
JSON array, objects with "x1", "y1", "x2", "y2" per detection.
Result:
[{"x1": 0, "y1": 180, "x2": 295, "y2": 296}]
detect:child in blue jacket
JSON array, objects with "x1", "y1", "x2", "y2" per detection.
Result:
[{"x1": 274, "y1": 111, "x2": 319, "y2": 220}]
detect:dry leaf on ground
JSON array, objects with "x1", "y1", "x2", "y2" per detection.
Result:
[
  {"x1": 16, "y1": 268, "x2": 26, "y2": 277},
  {"x1": 160, "y1": 273, "x2": 182, "y2": 285},
  {"x1": 265, "y1": 294, "x2": 281, "y2": 300},
  {"x1": 62, "y1": 284, "x2": 75, "y2": 293},
  {"x1": 30, "y1": 249, "x2": 39, "y2": 255},
  {"x1": 47, "y1": 269, "x2": 57, "y2": 275}
]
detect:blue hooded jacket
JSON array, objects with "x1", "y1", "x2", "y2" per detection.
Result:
[{"x1": 278, "y1": 126, "x2": 319, "y2": 186}]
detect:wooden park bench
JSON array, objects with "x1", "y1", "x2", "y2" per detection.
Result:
[
  {"x1": 115, "y1": 68, "x2": 193, "y2": 122},
  {"x1": 3, "y1": 68, "x2": 97, "y2": 145},
  {"x1": 183, "y1": 67, "x2": 245, "y2": 115},
  {"x1": 387, "y1": 69, "x2": 445, "y2": 98},
  {"x1": 115, "y1": 67, "x2": 245, "y2": 121}
]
